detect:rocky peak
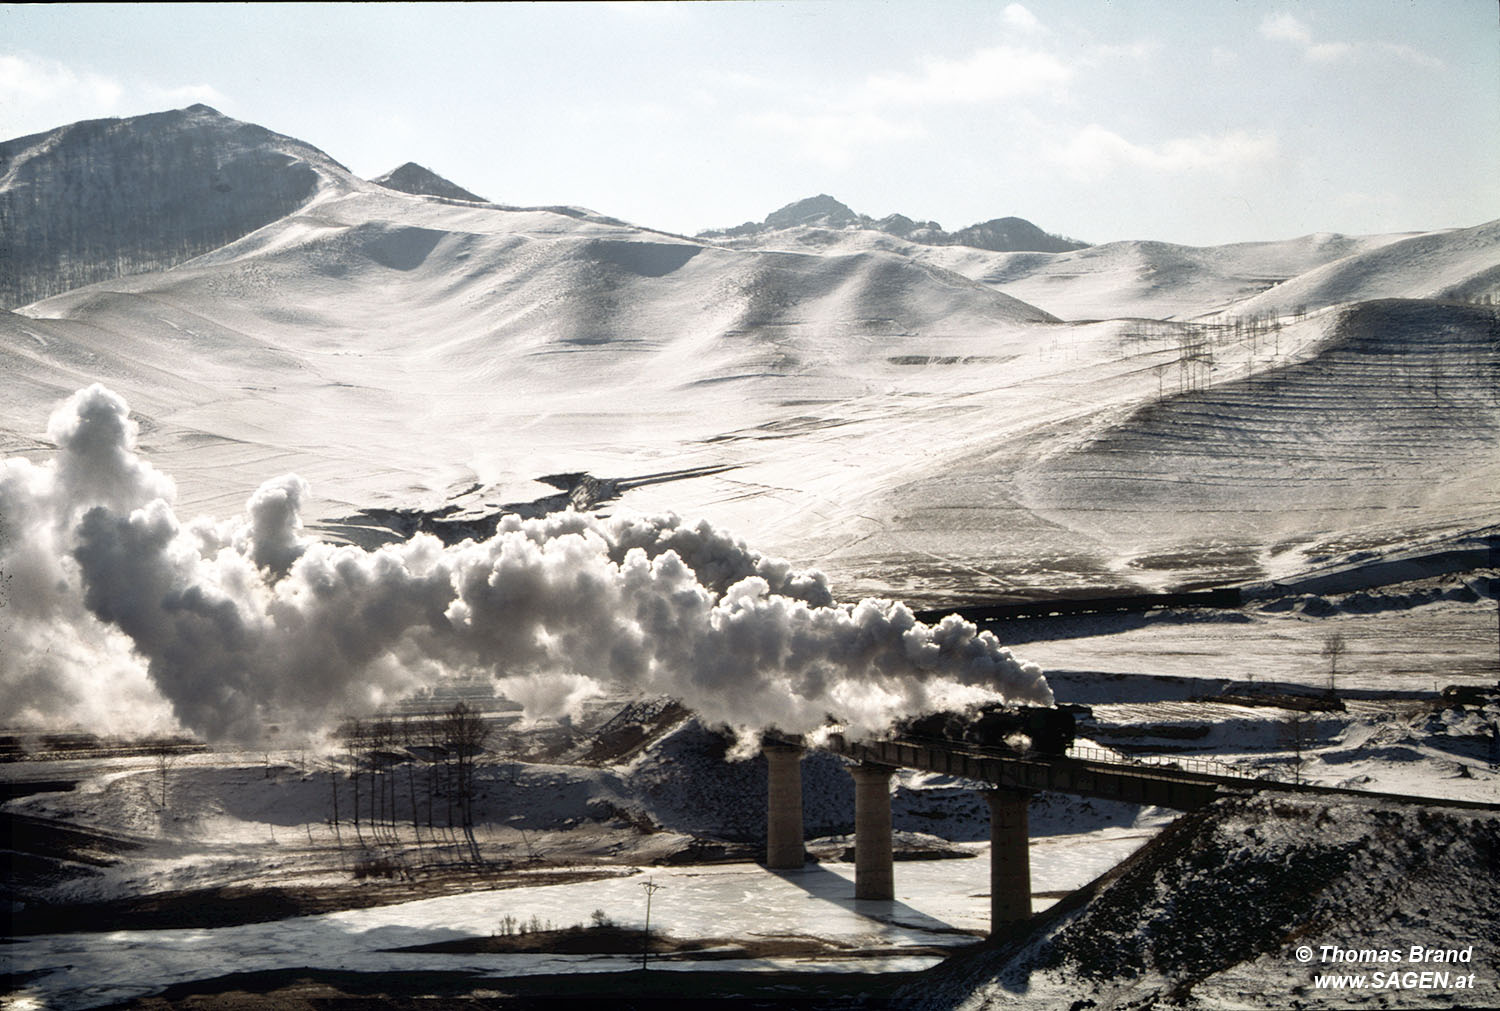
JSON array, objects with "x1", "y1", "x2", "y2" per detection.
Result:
[{"x1": 371, "y1": 162, "x2": 487, "y2": 203}]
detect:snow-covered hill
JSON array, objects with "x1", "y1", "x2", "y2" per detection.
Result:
[
  {"x1": 1014, "y1": 299, "x2": 1500, "y2": 587},
  {"x1": 1217, "y1": 218, "x2": 1500, "y2": 319},
  {"x1": 913, "y1": 232, "x2": 1426, "y2": 321},
  {"x1": 3, "y1": 180, "x2": 1056, "y2": 534},
  {"x1": 906, "y1": 794, "x2": 1500, "y2": 1010},
  {"x1": 0, "y1": 105, "x2": 357, "y2": 309},
  {"x1": 1, "y1": 105, "x2": 1495, "y2": 621}
]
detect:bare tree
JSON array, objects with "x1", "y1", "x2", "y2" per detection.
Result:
[
  {"x1": 443, "y1": 702, "x2": 489, "y2": 861},
  {"x1": 328, "y1": 763, "x2": 343, "y2": 854},
  {"x1": 1320, "y1": 631, "x2": 1348, "y2": 694},
  {"x1": 0, "y1": 515, "x2": 12, "y2": 668},
  {"x1": 401, "y1": 715, "x2": 423, "y2": 849},
  {"x1": 420, "y1": 711, "x2": 459, "y2": 854},
  {"x1": 369, "y1": 718, "x2": 392, "y2": 837},
  {"x1": 1281, "y1": 711, "x2": 1317, "y2": 786},
  {"x1": 148, "y1": 738, "x2": 179, "y2": 810},
  {"x1": 381, "y1": 721, "x2": 403, "y2": 842},
  {"x1": 262, "y1": 724, "x2": 280, "y2": 778},
  {"x1": 0, "y1": 514, "x2": 11, "y2": 610},
  {"x1": 420, "y1": 713, "x2": 440, "y2": 838},
  {"x1": 342, "y1": 717, "x2": 365, "y2": 846}
]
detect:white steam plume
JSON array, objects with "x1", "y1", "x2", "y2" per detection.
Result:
[
  {"x1": 2, "y1": 385, "x2": 1052, "y2": 743},
  {"x1": 0, "y1": 386, "x2": 178, "y2": 733}
]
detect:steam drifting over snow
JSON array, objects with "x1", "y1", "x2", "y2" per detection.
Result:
[{"x1": 0, "y1": 385, "x2": 1050, "y2": 743}]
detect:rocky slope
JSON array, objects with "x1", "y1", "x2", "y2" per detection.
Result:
[
  {"x1": 906, "y1": 794, "x2": 1500, "y2": 1009},
  {"x1": 0, "y1": 105, "x2": 354, "y2": 309}
]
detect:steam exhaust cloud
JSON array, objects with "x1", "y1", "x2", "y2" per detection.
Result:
[{"x1": 1, "y1": 385, "x2": 1051, "y2": 743}]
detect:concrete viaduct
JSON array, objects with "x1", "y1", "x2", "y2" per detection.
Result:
[{"x1": 761, "y1": 734, "x2": 1500, "y2": 937}]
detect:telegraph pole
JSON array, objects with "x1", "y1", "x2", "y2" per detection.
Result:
[{"x1": 640, "y1": 877, "x2": 661, "y2": 970}]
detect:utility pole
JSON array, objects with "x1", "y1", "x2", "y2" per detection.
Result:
[{"x1": 640, "y1": 877, "x2": 661, "y2": 970}]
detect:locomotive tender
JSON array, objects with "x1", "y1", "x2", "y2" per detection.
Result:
[{"x1": 894, "y1": 703, "x2": 1076, "y2": 757}]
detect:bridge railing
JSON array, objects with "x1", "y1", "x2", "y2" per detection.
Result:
[
  {"x1": 834, "y1": 732, "x2": 1303, "y2": 789},
  {"x1": 1065, "y1": 743, "x2": 1289, "y2": 784},
  {"x1": 827, "y1": 736, "x2": 1500, "y2": 811}
]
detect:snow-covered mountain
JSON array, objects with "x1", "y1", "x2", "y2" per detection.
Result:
[
  {"x1": 2, "y1": 107, "x2": 1496, "y2": 608},
  {"x1": 698, "y1": 200, "x2": 1493, "y2": 321},
  {"x1": 702, "y1": 192, "x2": 1088, "y2": 254},
  {"x1": 371, "y1": 161, "x2": 488, "y2": 203},
  {"x1": 0, "y1": 105, "x2": 357, "y2": 309}
]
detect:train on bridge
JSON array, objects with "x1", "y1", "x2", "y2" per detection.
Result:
[{"x1": 894, "y1": 703, "x2": 1077, "y2": 757}]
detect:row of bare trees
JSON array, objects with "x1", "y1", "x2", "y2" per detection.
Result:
[
  {"x1": 1128, "y1": 311, "x2": 1308, "y2": 400},
  {"x1": 329, "y1": 702, "x2": 490, "y2": 863}
]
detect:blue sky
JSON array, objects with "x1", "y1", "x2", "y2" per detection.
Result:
[{"x1": 3, "y1": 1, "x2": 1497, "y2": 245}]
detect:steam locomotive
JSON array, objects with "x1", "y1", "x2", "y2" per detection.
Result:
[{"x1": 894, "y1": 703, "x2": 1077, "y2": 757}]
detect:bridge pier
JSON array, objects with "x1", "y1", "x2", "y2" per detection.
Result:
[
  {"x1": 764, "y1": 742, "x2": 805, "y2": 868},
  {"x1": 849, "y1": 763, "x2": 895, "y2": 900},
  {"x1": 985, "y1": 788, "x2": 1032, "y2": 930}
]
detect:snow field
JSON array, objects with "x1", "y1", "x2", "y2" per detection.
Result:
[{"x1": 0, "y1": 828, "x2": 1165, "y2": 1011}]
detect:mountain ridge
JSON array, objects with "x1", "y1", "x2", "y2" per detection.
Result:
[
  {"x1": 2, "y1": 105, "x2": 1496, "y2": 607},
  {"x1": 700, "y1": 192, "x2": 1089, "y2": 254}
]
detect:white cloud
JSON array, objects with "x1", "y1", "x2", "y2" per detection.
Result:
[
  {"x1": 1091, "y1": 40, "x2": 1161, "y2": 62},
  {"x1": 0, "y1": 52, "x2": 124, "y2": 122},
  {"x1": 727, "y1": 37, "x2": 1072, "y2": 167},
  {"x1": 1374, "y1": 41, "x2": 1444, "y2": 71},
  {"x1": 1259, "y1": 12, "x2": 1440, "y2": 68},
  {"x1": 1306, "y1": 40, "x2": 1355, "y2": 63},
  {"x1": 0, "y1": 51, "x2": 228, "y2": 140},
  {"x1": 1002, "y1": 3, "x2": 1043, "y2": 34},
  {"x1": 1054, "y1": 124, "x2": 1278, "y2": 181},
  {"x1": 746, "y1": 107, "x2": 923, "y2": 169},
  {"x1": 867, "y1": 44, "x2": 1072, "y2": 105},
  {"x1": 1259, "y1": 12, "x2": 1351, "y2": 61},
  {"x1": 1260, "y1": 12, "x2": 1315, "y2": 48}
]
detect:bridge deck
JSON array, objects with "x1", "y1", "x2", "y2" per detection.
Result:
[{"x1": 825, "y1": 736, "x2": 1500, "y2": 813}]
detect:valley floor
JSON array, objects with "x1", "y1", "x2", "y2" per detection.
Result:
[{"x1": 4, "y1": 585, "x2": 1496, "y2": 1011}]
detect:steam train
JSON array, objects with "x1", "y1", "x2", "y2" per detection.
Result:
[{"x1": 893, "y1": 703, "x2": 1077, "y2": 757}]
